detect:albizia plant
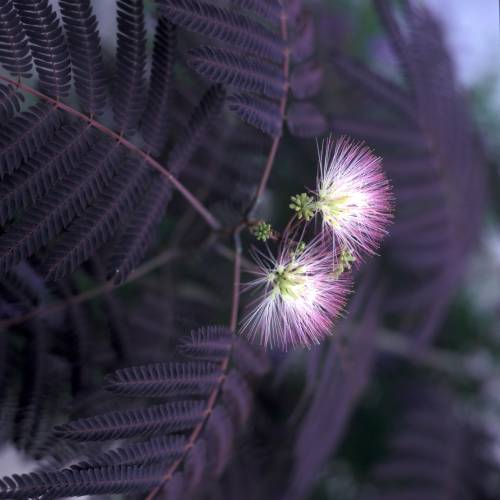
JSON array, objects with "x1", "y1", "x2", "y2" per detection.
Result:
[
  {"x1": 243, "y1": 135, "x2": 393, "y2": 350},
  {"x1": 240, "y1": 237, "x2": 351, "y2": 350}
]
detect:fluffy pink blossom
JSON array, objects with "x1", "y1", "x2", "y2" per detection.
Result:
[
  {"x1": 239, "y1": 239, "x2": 350, "y2": 350},
  {"x1": 315, "y1": 136, "x2": 393, "y2": 258}
]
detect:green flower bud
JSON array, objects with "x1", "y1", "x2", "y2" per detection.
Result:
[
  {"x1": 289, "y1": 193, "x2": 316, "y2": 221},
  {"x1": 253, "y1": 221, "x2": 273, "y2": 241}
]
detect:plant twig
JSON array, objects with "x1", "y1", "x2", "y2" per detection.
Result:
[
  {"x1": 245, "y1": 4, "x2": 290, "y2": 218},
  {"x1": 0, "y1": 74, "x2": 221, "y2": 231}
]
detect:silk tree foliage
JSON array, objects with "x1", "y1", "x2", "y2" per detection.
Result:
[{"x1": 0, "y1": 0, "x2": 497, "y2": 499}]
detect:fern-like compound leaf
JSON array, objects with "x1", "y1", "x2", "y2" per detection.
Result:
[
  {"x1": 0, "y1": 103, "x2": 63, "y2": 179},
  {"x1": 179, "y1": 326, "x2": 232, "y2": 362},
  {"x1": 0, "y1": 83, "x2": 24, "y2": 124},
  {"x1": 160, "y1": 0, "x2": 284, "y2": 63},
  {"x1": 13, "y1": 0, "x2": 72, "y2": 98},
  {"x1": 105, "y1": 361, "x2": 220, "y2": 398},
  {"x1": 227, "y1": 92, "x2": 282, "y2": 137},
  {"x1": 141, "y1": 17, "x2": 177, "y2": 156},
  {"x1": 0, "y1": 122, "x2": 93, "y2": 226},
  {"x1": 54, "y1": 400, "x2": 205, "y2": 441},
  {"x1": 188, "y1": 46, "x2": 285, "y2": 99},
  {"x1": 168, "y1": 84, "x2": 226, "y2": 175},
  {"x1": 0, "y1": 463, "x2": 165, "y2": 499},
  {"x1": 74, "y1": 435, "x2": 186, "y2": 469},
  {"x1": 59, "y1": 0, "x2": 108, "y2": 115},
  {"x1": 0, "y1": 0, "x2": 33, "y2": 78},
  {"x1": 106, "y1": 178, "x2": 171, "y2": 284},
  {"x1": 112, "y1": 0, "x2": 147, "y2": 135},
  {"x1": 110, "y1": 84, "x2": 225, "y2": 282},
  {"x1": 41, "y1": 157, "x2": 150, "y2": 280},
  {"x1": 0, "y1": 140, "x2": 121, "y2": 275},
  {"x1": 231, "y1": 0, "x2": 281, "y2": 24}
]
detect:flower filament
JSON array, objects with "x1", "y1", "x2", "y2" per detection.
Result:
[
  {"x1": 268, "y1": 262, "x2": 312, "y2": 302},
  {"x1": 317, "y1": 190, "x2": 359, "y2": 229}
]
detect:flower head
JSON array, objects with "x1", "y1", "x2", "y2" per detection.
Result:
[
  {"x1": 252, "y1": 221, "x2": 273, "y2": 241},
  {"x1": 315, "y1": 136, "x2": 393, "y2": 257},
  {"x1": 289, "y1": 193, "x2": 316, "y2": 221},
  {"x1": 239, "y1": 238, "x2": 350, "y2": 350}
]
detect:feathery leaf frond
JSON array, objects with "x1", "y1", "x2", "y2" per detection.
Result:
[
  {"x1": 13, "y1": 0, "x2": 72, "y2": 98},
  {"x1": 188, "y1": 46, "x2": 285, "y2": 99},
  {"x1": 179, "y1": 326, "x2": 232, "y2": 362},
  {"x1": 105, "y1": 361, "x2": 220, "y2": 398},
  {"x1": 141, "y1": 17, "x2": 176, "y2": 156},
  {"x1": 169, "y1": 84, "x2": 226, "y2": 174},
  {"x1": 160, "y1": 0, "x2": 284, "y2": 63},
  {"x1": 0, "y1": 122, "x2": 93, "y2": 226},
  {"x1": 0, "y1": 463, "x2": 165, "y2": 499},
  {"x1": 0, "y1": 140, "x2": 121, "y2": 275},
  {"x1": 0, "y1": 0, "x2": 33, "y2": 78},
  {"x1": 106, "y1": 176, "x2": 170, "y2": 284},
  {"x1": 59, "y1": 0, "x2": 107, "y2": 115},
  {"x1": 41, "y1": 157, "x2": 150, "y2": 280},
  {"x1": 113, "y1": 0, "x2": 147, "y2": 135},
  {"x1": 0, "y1": 103, "x2": 62, "y2": 179},
  {"x1": 0, "y1": 83, "x2": 24, "y2": 123},
  {"x1": 55, "y1": 400, "x2": 205, "y2": 441},
  {"x1": 74, "y1": 435, "x2": 186, "y2": 469},
  {"x1": 227, "y1": 93, "x2": 282, "y2": 137},
  {"x1": 231, "y1": 0, "x2": 281, "y2": 24}
]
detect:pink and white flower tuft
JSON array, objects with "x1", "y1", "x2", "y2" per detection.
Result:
[
  {"x1": 239, "y1": 239, "x2": 350, "y2": 350},
  {"x1": 315, "y1": 136, "x2": 393, "y2": 257}
]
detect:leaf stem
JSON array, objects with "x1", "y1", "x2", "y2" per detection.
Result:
[
  {"x1": 245, "y1": 3, "x2": 290, "y2": 218},
  {"x1": 0, "y1": 74, "x2": 221, "y2": 231}
]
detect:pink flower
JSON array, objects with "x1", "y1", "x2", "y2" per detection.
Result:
[
  {"x1": 315, "y1": 136, "x2": 393, "y2": 258},
  {"x1": 239, "y1": 238, "x2": 350, "y2": 350}
]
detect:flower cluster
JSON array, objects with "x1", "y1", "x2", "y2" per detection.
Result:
[
  {"x1": 240, "y1": 135, "x2": 393, "y2": 350},
  {"x1": 239, "y1": 240, "x2": 350, "y2": 350}
]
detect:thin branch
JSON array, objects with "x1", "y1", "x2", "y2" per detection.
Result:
[
  {"x1": 245, "y1": 4, "x2": 290, "y2": 218},
  {"x1": 0, "y1": 74, "x2": 221, "y2": 231}
]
